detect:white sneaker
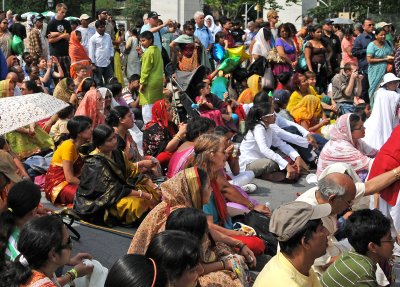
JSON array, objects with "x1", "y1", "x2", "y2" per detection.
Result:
[{"x1": 242, "y1": 183, "x2": 257, "y2": 194}]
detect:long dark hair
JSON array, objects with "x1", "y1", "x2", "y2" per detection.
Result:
[
  {"x1": 166, "y1": 208, "x2": 208, "y2": 241},
  {"x1": 0, "y1": 181, "x2": 41, "y2": 263},
  {"x1": 106, "y1": 106, "x2": 131, "y2": 127},
  {"x1": 0, "y1": 216, "x2": 65, "y2": 286},
  {"x1": 245, "y1": 102, "x2": 273, "y2": 134},
  {"x1": 92, "y1": 124, "x2": 114, "y2": 148}
]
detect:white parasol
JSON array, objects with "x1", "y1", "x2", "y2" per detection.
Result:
[{"x1": 0, "y1": 93, "x2": 68, "y2": 135}]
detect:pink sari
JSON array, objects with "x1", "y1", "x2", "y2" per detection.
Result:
[{"x1": 166, "y1": 146, "x2": 194, "y2": 178}]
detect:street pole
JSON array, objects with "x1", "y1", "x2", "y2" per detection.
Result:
[
  {"x1": 245, "y1": 2, "x2": 248, "y2": 28},
  {"x1": 2, "y1": 0, "x2": 4, "y2": 12}
]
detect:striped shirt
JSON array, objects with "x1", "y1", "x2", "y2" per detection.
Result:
[{"x1": 320, "y1": 251, "x2": 377, "y2": 287}]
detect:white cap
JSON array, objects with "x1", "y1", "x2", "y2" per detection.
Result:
[
  {"x1": 79, "y1": 14, "x2": 91, "y2": 20},
  {"x1": 381, "y1": 73, "x2": 400, "y2": 87}
]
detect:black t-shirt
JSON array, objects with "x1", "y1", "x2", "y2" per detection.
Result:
[
  {"x1": 10, "y1": 22, "x2": 27, "y2": 39},
  {"x1": 232, "y1": 28, "x2": 245, "y2": 43},
  {"x1": 46, "y1": 18, "x2": 72, "y2": 56}
]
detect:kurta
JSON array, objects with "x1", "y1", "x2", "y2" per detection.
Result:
[{"x1": 139, "y1": 45, "x2": 164, "y2": 105}]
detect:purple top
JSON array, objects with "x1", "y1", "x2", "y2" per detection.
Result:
[{"x1": 276, "y1": 38, "x2": 296, "y2": 55}]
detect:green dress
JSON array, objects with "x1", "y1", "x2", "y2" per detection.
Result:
[{"x1": 139, "y1": 45, "x2": 164, "y2": 106}]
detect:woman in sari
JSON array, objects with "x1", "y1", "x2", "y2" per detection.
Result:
[
  {"x1": 166, "y1": 117, "x2": 216, "y2": 178},
  {"x1": 69, "y1": 30, "x2": 91, "y2": 80},
  {"x1": 53, "y1": 78, "x2": 78, "y2": 106},
  {"x1": 0, "y1": 78, "x2": 14, "y2": 97},
  {"x1": 364, "y1": 73, "x2": 400, "y2": 150},
  {"x1": 75, "y1": 77, "x2": 96, "y2": 105},
  {"x1": 143, "y1": 99, "x2": 186, "y2": 171},
  {"x1": 75, "y1": 89, "x2": 105, "y2": 128},
  {"x1": 106, "y1": 106, "x2": 163, "y2": 180},
  {"x1": 74, "y1": 124, "x2": 160, "y2": 226},
  {"x1": 367, "y1": 27, "x2": 394, "y2": 105},
  {"x1": 127, "y1": 166, "x2": 254, "y2": 287},
  {"x1": 113, "y1": 28, "x2": 125, "y2": 87},
  {"x1": 317, "y1": 113, "x2": 377, "y2": 180},
  {"x1": 237, "y1": 74, "x2": 261, "y2": 104},
  {"x1": 286, "y1": 73, "x2": 319, "y2": 114},
  {"x1": 0, "y1": 16, "x2": 12, "y2": 58},
  {"x1": 44, "y1": 116, "x2": 92, "y2": 204},
  {"x1": 170, "y1": 21, "x2": 206, "y2": 72}
]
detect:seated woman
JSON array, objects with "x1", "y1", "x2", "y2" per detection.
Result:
[
  {"x1": 53, "y1": 78, "x2": 78, "y2": 106},
  {"x1": 286, "y1": 72, "x2": 319, "y2": 115},
  {"x1": 45, "y1": 116, "x2": 92, "y2": 204},
  {"x1": 128, "y1": 166, "x2": 255, "y2": 287},
  {"x1": 74, "y1": 124, "x2": 160, "y2": 226},
  {"x1": 106, "y1": 106, "x2": 163, "y2": 180},
  {"x1": 195, "y1": 82, "x2": 235, "y2": 128},
  {"x1": 363, "y1": 73, "x2": 400, "y2": 150},
  {"x1": 0, "y1": 215, "x2": 94, "y2": 286},
  {"x1": 37, "y1": 57, "x2": 64, "y2": 95},
  {"x1": 146, "y1": 231, "x2": 204, "y2": 287},
  {"x1": 237, "y1": 74, "x2": 261, "y2": 104},
  {"x1": 76, "y1": 77, "x2": 97, "y2": 105},
  {"x1": 166, "y1": 117, "x2": 215, "y2": 178},
  {"x1": 317, "y1": 113, "x2": 377, "y2": 181},
  {"x1": 240, "y1": 103, "x2": 307, "y2": 182},
  {"x1": 49, "y1": 104, "x2": 74, "y2": 147},
  {"x1": 75, "y1": 88, "x2": 106, "y2": 129},
  {"x1": 272, "y1": 89, "x2": 293, "y2": 121},
  {"x1": 143, "y1": 99, "x2": 186, "y2": 171},
  {"x1": 105, "y1": 254, "x2": 167, "y2": 287},
  {"x1": 0, "y1": 78, "x2": 15, "y2": 98}
]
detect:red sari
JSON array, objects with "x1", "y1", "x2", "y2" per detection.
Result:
[{"x1": 69, "y1": 30, "x2": 92, "y2": 79}]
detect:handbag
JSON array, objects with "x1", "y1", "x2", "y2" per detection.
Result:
[
  {"x1": 236, "y1": 210, "x2": 278, "y2": 256},
  {"x1": 298, "y1": 41, "x2": 308, "y2": 71},
  {"x1": 262, "y1": 66, "x2": 276, "y2": 90}
]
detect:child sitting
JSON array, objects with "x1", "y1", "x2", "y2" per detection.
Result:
[
  {"x1": 272, "y1": 90, "x2": 293, "y2": 121},
  {"x1": 50, "y1": 104, "x2": 74, "y2": 146}
]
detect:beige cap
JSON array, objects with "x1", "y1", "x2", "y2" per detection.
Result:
[
  {"x1": 0, "y1": 150, "x2": 22, "y2": 183},
  {"x1": 376, "y1": 22, "x2": 392, "y2": 29},
  {"x1": 269, "y1": 201, "x2": 331, "y2": 242},
  {"x1": 79, "y1": 14, "x2": 91, "y2": 20}
]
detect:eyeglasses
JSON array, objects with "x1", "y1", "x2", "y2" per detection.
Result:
[
  {"x1": 381, "y1": 236, "x2": 398, "y2": 244},
  {"x1": 272, "y1": 16, "x2": 279, "y2": 19},
  {"x1": 339, "y1": 197, "x2": 353, "y2": 210},
  {"x1": 368, "y1": 23, "x2": 375, "y2": 27},
  {"x1": 58, "y1": 236, "x2": 73, "y2": 250},
  {"x1": 261, "y1": 113, "x2": 275, "y2": 120},
  {"x1": 352, "y1": 126, "x2": 365, "y2": 131}
]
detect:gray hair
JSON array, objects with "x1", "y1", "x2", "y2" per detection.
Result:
[
  {"x1": 317, "y1": 176, "x2": 346, "y2": 199},
  {"x1": 194, "y1": 11, "x2": 204, "y2": 20}
]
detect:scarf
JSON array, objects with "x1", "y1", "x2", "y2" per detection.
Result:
[
  {"x1": 291, "y1": 94, "x2": 322, "y2": 122},
  {"x1": 0, "y1": 79, "x2": 11, "y2": 97},
  {"x1": 53, "y1": 78, "x2": 74, "y2": 103},
  {"x1": 69, "y1": 30, "x2": 90, "y2": 64},
  {"x1": 144, "y1": 99, "x2": 175, "y2": 136},
  {"x1": 75, "y1": 89, "x2": 105, "y2": 128}
]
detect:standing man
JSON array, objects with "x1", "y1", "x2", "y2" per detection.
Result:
[
  {"x1": 352, "y1": 18, "x2": 375, "y2": 104},
  {"x1": 220, "y1": 16, "x2": 235, "y2": 48},
  {"x1": 89, "y1": 20, "x2": 114, "y2": 86},
  {"x1": 46, "y1": 3, "x2": 72, "y2": 78},
  {"x1": 28, "y1": 14, "x2": 46, "y2": 62},
  {"x1": 140, "y1": 11, "x2": 172, "y2": 51},
  {"x1": 89, "y1": 9, "x2": 115, "y2": 40},
  {"x1": 77, "y1": 14, "x2": 95, "y2": 54},
  {"x1": 194, "y1": 11, "x2": 213, "y2": 65},
  {"x1": 321, "y1": 19, "x2": 342, "y2": 78}
]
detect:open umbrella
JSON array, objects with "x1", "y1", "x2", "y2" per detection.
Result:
[
  {"x1": 21, "y1": 12, "x2": 38, "y2": 19},
  {"x1": 0, "y1": 93, "x2": 68, "y2": 135},
  {"x1": 330, "y1": 18, "x2": 354, "y2": 25},
  {"x1": 42, "y1": 11, "x2": 56, "y2": 17}
]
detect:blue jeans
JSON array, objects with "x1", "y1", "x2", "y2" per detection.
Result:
[{"x1": 337, "y1": 102, "x2": 355, "y2": 116}]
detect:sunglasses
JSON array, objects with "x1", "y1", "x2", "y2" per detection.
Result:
[
  {"x1": 261, "y1": 113, "x2": 275, "y2": 120},
  {"x1": 368, "y1": 23, "x2": 375, "y2": 27},
  {"x1": 58, "y1": 236, "x2": 73, "y2": 250}
]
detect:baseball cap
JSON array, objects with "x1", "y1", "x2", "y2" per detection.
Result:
[
  {"x1": 273, "y1": 89, "x2": 290, "y2": 105},
  {"x1": 80, "y1": 14, "x2": 91, "y2": 20},
  {"x1": 148, "y1": 11, "x2": 161, "y2": 18},
  {"x1": 0, "y1": 150, "x2": 22, "y2": 183},
  {"x1": 31, "y1": 13, "x2": 45, "y2": 24},
  {"x1": 323, "y1": 19, "x2": 334, "y2": 25},
  {"x1": 376, "y1": 22, "x2": 392, "y2": 29},
  {"x1": 269, "y1": 201, "x2": 331, "y2": 242}
]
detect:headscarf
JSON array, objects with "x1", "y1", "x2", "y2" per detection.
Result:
[
  {"x1": 204, "y1": 15, "x2": 220, "y2": 36},
  {"x1": 53, "y1": 78, "x2": 74, "y2": 103},
  {"x1": 237, "y1": 74, "x2": 261, "y2": 104},
  {"x1": 75, "y1": 89, "x2": 105, "y2": 128},
  {"x1": 0, "y1": 79, "x2": 11, "y2": 98},
  {"x1": 317, "y1": 114, "x2": 376, "y2": 176},
  {"x1": 291, "y1": 94, "x2": 322, "y2": 122},
  {"x1": 252, "y1": 28, "x2": 272, "y2": 57},
  {"x1": 128, "y1": 167, "x2": 202, "y2": 254},
  {"x1": 69, "y1": 30, "x2": 90, "y2": 64},
  {"x1": 144, "y1": 99, "x2": 175, "y2": 135},
  {"x1": 98, "y1": 87, "x2": 119, "y2": 108},
  {"x1": 76, "y1": 77, "x2": 92, "y2": 94},
  {"x1": 368, "y1": 125, "x2": 400, "y2": 206},
  {"x1": 363, "y1": 87, "x2": 400, "y2": 150}
]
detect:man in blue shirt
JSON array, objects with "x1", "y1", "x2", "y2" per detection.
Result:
[
  {"x1": 352, "y1": 18, "x2": 375, "y2": 104},
  {"x1": 140, "y1": 11, "x2": 172, "y2": 51},
  {"x1": 194, "y1": 11, "x2": 214, "y2": 66}
]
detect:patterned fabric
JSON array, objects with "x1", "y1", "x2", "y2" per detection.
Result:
[
  {"x1": 29, "y1": 27, "x2": 42, "y2": 60},
  {"x1": 5, "y1": 227, "x2": 20, "y2": 261},
  {"x1": 320, "y1": 251, "x2": 377, "y2": 287},
  {"x1": 317, "y1": 113, "x2": 377, "y2": 176},
  {"x1": 0, "y1": 78, "x2": 11, "y2": 98},
  {"x1": 0, "y1": 31, "x2": 12, "y2": 58},
  {"x1": 53, "y1": 78, "x2": 74, "y2": 103},
  {"x1": 0, "y1": 93, "x2": 68, "y2": 134},
  {"x1": 21, "y1": 270, "x2": 59, "y2": 287},
  {"x1": 291, "y1": 94, "x2": 323, "y2": 123},
  {"x1": 75, "y1": 89, "x2": 105, "y2": 128}
]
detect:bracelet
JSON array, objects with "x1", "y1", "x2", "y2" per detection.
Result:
[
  {"x1": 220, "y1": 260, "x2": 226, "y2": 270},
  {"x1": 66, "y1": 268, "x2": 78, "y2": 282},
  {"x1": 393, "y1": 168, "x2": 400, "y2": 178},
  {"x1": 234, "y1": 241, "x2": 242, "y2": 248},
  {"x1": 239, "y1": 243, "x2": 247, "y2": 253},
  {"x1": 139, "y1": 190, "x2": 143, "y2": 197},
  {"x1": 65, "y1": 272, "x2": 73, "y2": 283},
  {"x1": 174, "y1": 134, "x2": 182, "y2": 142},
  {"x1": 247, "y1": 202, "x2": 255, "y2": 210}
]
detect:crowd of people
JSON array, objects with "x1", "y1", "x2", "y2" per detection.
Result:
[{"x1": 1, "y1": 2, "x2": 400, "y2": 286}]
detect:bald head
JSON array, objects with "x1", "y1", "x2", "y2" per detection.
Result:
[{"x1": 6, "y1": 72, "x2": 18, "y2": 83}]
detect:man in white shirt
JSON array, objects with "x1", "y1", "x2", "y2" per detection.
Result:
[
  {"x1": 89, "y1": 20, "x2": 114, "y2": 86},
  {"x1": 77, "y1": 14, "x2": 96, "y2": 54}
]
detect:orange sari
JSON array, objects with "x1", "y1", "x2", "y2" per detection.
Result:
[{"x1": 69, "y1": 30, "x2": 92, "y2": 79}]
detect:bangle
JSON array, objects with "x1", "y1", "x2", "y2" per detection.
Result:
[
  {"x1": 139, "y1": 190, "x2": 143, "y2": 197},
  {"x1": 66, "y1": 268, "x2": 78, "y2": 282},
  {"x1": 234, "y1": 241, "x2": 242, "y2": 248},
  {"x1": 247, "y1": 202, "x2": 255, "y2": 210},
  {"x1": 239, "y1": 243, "x2": 247, "y2": 253},
  {"x1": 65, "y1": 272, "x2": 73, "y2": 283},
  {"x1": 174, "y1": 134, "x2": 182, "y2": 142},
  {"x1": 393, "y1": 168, "x2": 400, "y2": 178},
  {"x1": 220, "y1": 260, "x2": 226, "y2": 270}
]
